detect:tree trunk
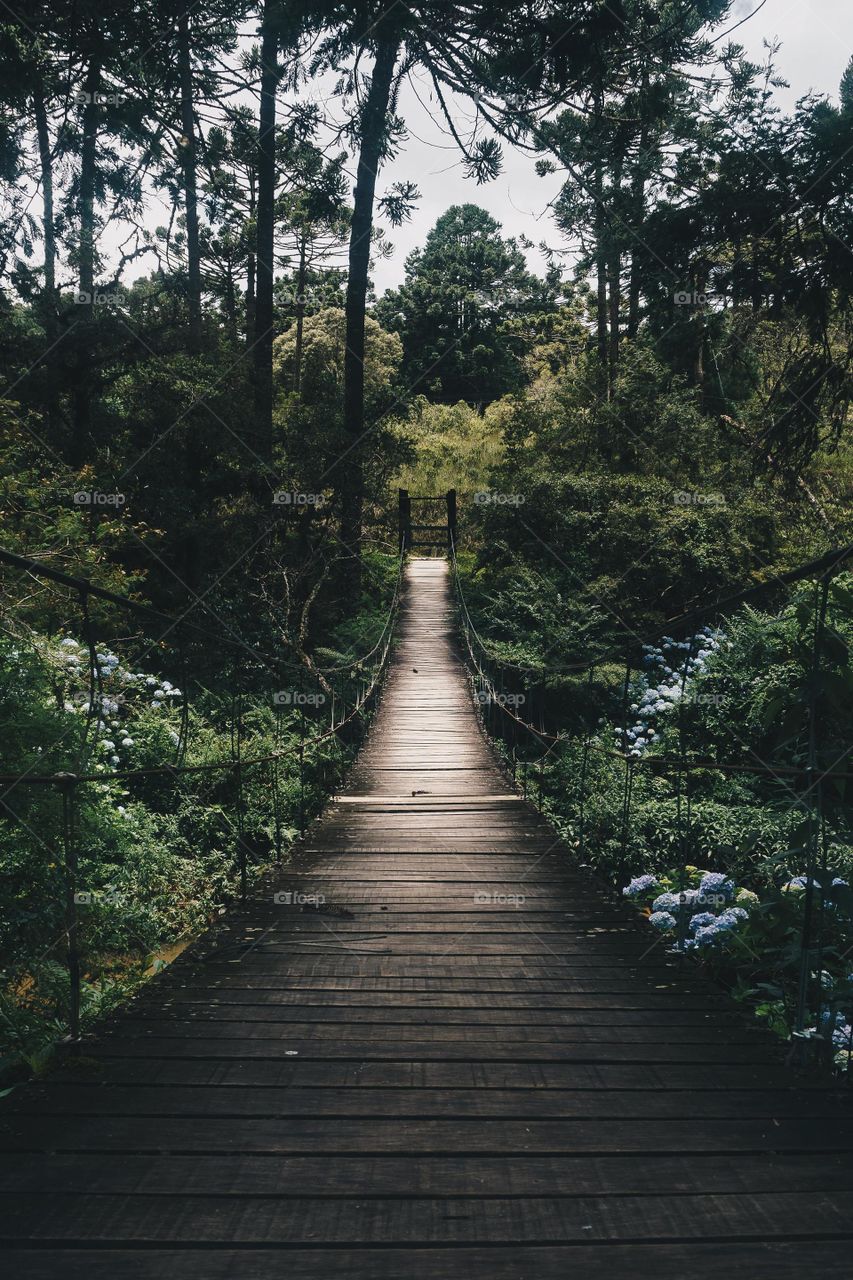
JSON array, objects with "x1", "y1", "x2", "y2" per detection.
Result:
[
  {"x1": 34, "y1": 85, "x2": 56, "y2": 338},
  {"x1": 73, "y1": 52, "x2": 101, "y2": 466},
  {"x1": 246, "y1": 173, "x2": 256, "y2": 343},
  {"x1": 294, "y1": 233, "x2": 307, "y2": 394},
  {"x1": 693, "y1": 268, "x2": 707, "y2": 390},
  {"x1": 608, "y1": 159, "x2": 623, "y2": 383},
  {"x1": 78, "y1": 56, "x2": 100, "y2": 304},
  {"x1": 340, "y1": 33, "x2": 401, "y2": 562},
  {"x1": 627, "y1": 159, "x2": 646, "y2": 339},
  {"x1": 750, "y1": 241, "x2": 762, "y2": 312},
  {"x1": 224, "y1": 262, "x2": 237, "y2": 340},
  {"x1": 594, "y1": 162, "x2": 608, "y2": 379},
  {"x1": 608, "y1": 248, "x2": 621, "y2": 377},
  {"x1": 177, "y1": 10, "x2": 202, "y2": 351},
  {"x1": 253, "y1": 0, "x2": 279, "y2": 459},
  {"x1": 627, "y1": 73, "x2": 648, "y2": 340}
]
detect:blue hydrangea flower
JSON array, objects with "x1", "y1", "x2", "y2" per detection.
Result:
[
  {"x1": 698, "y1": 872, "x2": 735, "y2": 903},
  {"x1": 688, "y1": 912, "x2": 717, "y2": 933},
  {"x1": 693, "y1": 924, "x2": 722, "y2": 947},
  {"x1": 716, "y1": 907, "x2": 748, "y2": 930},
  {"x1": 622, "y1": 874, "x2": 660, "y2": 898},
  {"x1": 648, "y1": 911, "x2": 676, "y2": 932},
  {"x1": 653, "y1": 889, "x2": 697, "y2": 913},
  {"x1": 832, "y1": 1023, "x2": 853, "y2": 1049},
  {"x1": 784, "y1": 875, "x2": 816, "y2": 890}
]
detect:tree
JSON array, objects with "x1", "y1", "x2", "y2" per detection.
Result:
[
  {"x1": 339, "y1": 22, "x2": 404, "y2": 557},
  {"x1": 536, "y1": 4, "x2": 728, "y2": 401},
  {"x1": 176, "y1": 9, "x2": 202, "y2": 350},
  {"x1": 252, "y1": 0, "x2": 283, "y2": 460},
  {"x1": 274, "y1": 306, "x2": 401, "y2": 410},
  {"x1": 377, "y1": 204, "x2": 560, "y2": 405},
  {"x1": 275, "y1": 145, "x2": 348, "y2": 394}
]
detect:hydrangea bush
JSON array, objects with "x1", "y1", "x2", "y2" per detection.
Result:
[
  {"x1": 623, "y1": 863, "x2": 853, "y2": 1066},
  {"x1": 623, "y1": 865, "x2": 753, "y2": 951},
  {"x1": 617, "y1": 628, "x2": 723, "y2": 757}
]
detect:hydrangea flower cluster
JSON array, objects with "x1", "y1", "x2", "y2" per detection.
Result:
[
  {"x1": 55, "y1": 637, "x2": 182, "y2": 774},
  {"x1": 622, "y1": 865, "x2": 752, "y2": 952},
  {"x1": 617, "y1": 627, "x2": 723, "y2": 757},
  {"x1": 648, "y1": 910, "x2": 675, "y2": 931},
  {"x1": 803, "y1": 1009, "x2": 853, "y2": 1063},
  {"x1": 782, "y1": 875, "x2": 848, "y2": 892},
  {"x1": 781, "y1": 875, "x2": 850, "y2": 922},
  {"x1": 622, "y1": 874, "x2": 660, "y2": 898}
]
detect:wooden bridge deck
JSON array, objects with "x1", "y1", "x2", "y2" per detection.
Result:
[{"x1": 2, "y1": 557, "x2": 853, "y2": 1277}]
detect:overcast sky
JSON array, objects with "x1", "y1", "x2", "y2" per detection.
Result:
[{"x1": 367, "y1": 0, "x2": 853, "y2": 294}]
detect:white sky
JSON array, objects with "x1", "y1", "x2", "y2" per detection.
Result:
[{"x1": 368, "y1": 0, "x2": 853, "y2": 293}]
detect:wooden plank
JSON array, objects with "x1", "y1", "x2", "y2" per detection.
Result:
[
  {"x1": 3, "y1": 1190, "x2": 853, "y2": 1244},
  {"x1": 102, "y1": 1020, "x2": 768, "y2": 1045},
  {"x1": 4, "y1": 1115, "x2": 852, "y2": 1154},
  {"x1": 43, "y1": 1058, "x2": 823, "y2": 1090},
  {"x1": 6, "y1": 1084, "x2": 847, "y2": 1120},
  {"x1": 4, "y1": 1151, "x2": 852, "y2": 1197},
  {"x1": 3, "y1": 1242, "x2": 852, "y2": 1280}
]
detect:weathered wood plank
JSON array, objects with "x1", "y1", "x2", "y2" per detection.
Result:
[{"x1": 3, "y1": 1243, "x2": 851, "y2": 1280}]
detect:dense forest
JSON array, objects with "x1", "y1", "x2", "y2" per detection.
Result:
[{"x1": 0, "y1": 1, "x2": 851, "y2": 1069}]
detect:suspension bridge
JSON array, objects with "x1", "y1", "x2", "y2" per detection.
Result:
[{"x1": 1, "y1": 515, "x2": 853, "y2": 1276}]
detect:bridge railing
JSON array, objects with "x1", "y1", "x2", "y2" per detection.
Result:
[
  {"x1": 449, "y1": 531, "x2": 853, "y2": 1068},
  {"x1": 0, "y1": 544, "x2": 404, "y2": 1043}
]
